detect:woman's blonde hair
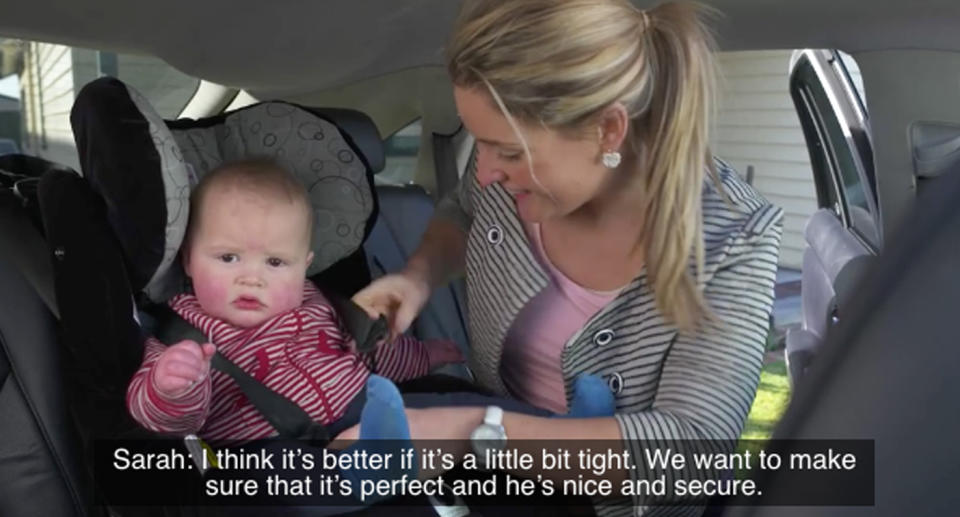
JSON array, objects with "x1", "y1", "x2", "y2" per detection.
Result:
[{"x1": 447, "y1": 0, "x2": 720, "y2": 331}]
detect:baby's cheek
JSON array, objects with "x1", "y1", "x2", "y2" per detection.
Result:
[
  {"x1": 273, "y1": 279, "x2": 305, "y2": 311},
  {"x1": 191, "y1": 273, "x2": 230, "y2": 311}
]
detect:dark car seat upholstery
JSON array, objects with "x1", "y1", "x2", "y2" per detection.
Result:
[
  {"x1": 0, "y1": 254, "x2": 92, "y2": 516},
  {"x1": 0, "y1": 161, "x2": 93, "y2": 516}
]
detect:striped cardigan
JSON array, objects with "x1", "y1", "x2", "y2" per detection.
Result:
[
  {"x1": 126, "y1": 281, "x2": 430, "y2": 445},
  {"x1": 436, "y1": 158, "x2": 783, "y2": 516}
]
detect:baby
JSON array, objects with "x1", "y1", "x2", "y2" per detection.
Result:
[
  {"x1": 126, "y1": 158, "x2": 464, "y2": 444},
  {"x1": 126, "y1": 158, "x2": 614, "y2": 504}
]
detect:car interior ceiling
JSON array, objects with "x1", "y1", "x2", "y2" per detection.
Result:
[
  {"x1": 2, "y1": 0, "x2": 960, "y2": 96},
  {"x1": 5, "y1": 0, "x2": 960, "y2": 235}
]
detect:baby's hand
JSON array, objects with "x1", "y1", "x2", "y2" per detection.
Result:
[
  {"x1": 152, "y1": 340, "x2": 216, "y2": 398},
  {"x1": 424, "y1": 339, "x2": 465, "y2": 369}
]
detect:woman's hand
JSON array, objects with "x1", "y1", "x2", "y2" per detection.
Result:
[{"x1": 352, "y1": 270, "x2": 432, "y2": 340}]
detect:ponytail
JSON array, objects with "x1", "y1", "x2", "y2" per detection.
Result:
[{"x1": 636, "y1": 2, "x2": 719, "y2": 331}]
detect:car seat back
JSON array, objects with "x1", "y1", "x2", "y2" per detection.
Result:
[
  {"x1": 70, "y1": 77, "x2": 383, "y2": 304},
  {"x1": 365, "y1": 184, "x2": 469, "y2": 353},
  {"x1": 728, "y1": 134, "x2": 960, "y2": 517},
  {"x1": 785, "y1": 208, "x2": 871, "y2": 385},
  {"x1": 0, "y1": 158, "x2": 93, "y2": 517}
]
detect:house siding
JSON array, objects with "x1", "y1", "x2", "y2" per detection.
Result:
[
  {"x1": 714, "y1": 50, "x2": 813, "y2": 269},
  {"x1": 20, "y1": 42, "x2": 79, "y2": 169}
]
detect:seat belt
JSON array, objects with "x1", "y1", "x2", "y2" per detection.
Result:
[
  {"x1": 323, "y1": 289, "x2": 388, "y2": 355},
  {"x1": 152, "y1": 291, "x2": 387, "y2": 444},
  {"x1": 154, "y1": 306, "x2": 329, "y2": 443},
  {"x1": 210, "y1": 352, "x2": 331, "y2": 442}
]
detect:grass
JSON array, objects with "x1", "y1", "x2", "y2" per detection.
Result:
[{"x1": 740, "y1": 359, "x2": 791, "y2": 441}]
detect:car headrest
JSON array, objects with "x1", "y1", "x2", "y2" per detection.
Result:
[{"x1": 71, "y1": 77, "x2": 381, "y2": 303}]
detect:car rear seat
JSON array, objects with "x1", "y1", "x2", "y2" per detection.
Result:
[
  {"x1": 785, "y1": 208, "x2": 872, "y2": 386},
  {"x1": 364, "y1": 184, "x2": 470, "y2": 372}
]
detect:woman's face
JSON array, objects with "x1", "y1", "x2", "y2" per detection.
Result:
[{"x1": 454, "y1": 86, "x2": 615, "y2": 223}]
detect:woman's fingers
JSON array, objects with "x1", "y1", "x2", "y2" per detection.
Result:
[
  {"x1": 352, "y1": 281, "x2": 398, "y2": 320},
  {"x1": 392, "y1": 298, "x2": 420, "y2": 340},
  {"x1": 353, "y1": 274, "x2": 429, "y2": 337}
]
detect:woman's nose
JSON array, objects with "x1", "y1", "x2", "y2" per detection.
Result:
[{"x1": 475, "y1": 153, "x2": 507, "y2": 188}]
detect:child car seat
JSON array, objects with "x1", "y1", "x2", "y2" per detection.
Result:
[
  {"x1": 1, "y1": 77, "x2": 473, "y2": 516},
  {"x1": 12, "y1": 76, "x2": 390, "y2": 515}
]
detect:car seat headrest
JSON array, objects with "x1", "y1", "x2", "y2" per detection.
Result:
[{"x1": 71, "y1": 77, "x2": 380, "y2": 303}]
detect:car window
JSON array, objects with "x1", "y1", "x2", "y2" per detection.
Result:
[
  {"x1": 790, "y1": 50, "x2": 878, "y2": 249},
  {"x1": 377, "y1": 119, "x2": 421, "y2": 186},
  {"x1": 79, "y1": 50, "x2": 199, "y2": 119},
  {"x1": 714, "y1": 49, "x2": 878, "y2": 439},
  {"x1": 837, "y1": 51, "x2": 868, "y2": 119},
  {"x1": 11, "y1": 39, "x2": 199, "y2": 169}
]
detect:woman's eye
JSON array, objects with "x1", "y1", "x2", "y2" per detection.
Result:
[
  {"x1": 218, "y1": 253, "x2": 238, "y2": 263},
  {"x1": 267, "y1": 257, "x2": 285, "y2": 267}
]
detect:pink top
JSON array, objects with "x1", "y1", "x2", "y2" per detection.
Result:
[{"x1": 500, "y1": 223, "x2": 621, "y2": 413}]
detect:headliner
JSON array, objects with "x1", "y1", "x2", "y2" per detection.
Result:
[{"x1": 2, "y1": 0, "x2": 960, "y2": 95}]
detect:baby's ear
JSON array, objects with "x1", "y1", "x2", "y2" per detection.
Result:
[
  {"x1": 180, "y1": 244, "x2": 193, "y2": 277},
  {"x1": 305, "y1": 251, "x2": 314, "y2": 268}
]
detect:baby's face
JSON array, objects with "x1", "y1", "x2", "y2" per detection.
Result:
[{"x1": 183, "y1": 187, "x2": 313, "y2": 328}]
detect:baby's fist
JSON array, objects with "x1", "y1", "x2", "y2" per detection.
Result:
[{"x1": 152, "y1": 340, "x2": 216, "y2": 398}]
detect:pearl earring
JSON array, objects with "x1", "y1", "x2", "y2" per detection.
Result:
[{"x1": 602, "y1": 150, "x2": 622, "y2": 169}]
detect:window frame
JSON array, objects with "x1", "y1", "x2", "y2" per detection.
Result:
[
  {"x1": 789, "y1": 49, "x2": 880, "y2": 252},
  {"x1": 376, "y1": 117, "x2": 423, "y2": 187}
]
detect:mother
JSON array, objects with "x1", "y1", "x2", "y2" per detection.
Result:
[{"x1": 354, "y1": 0, "x2": 782, "y2": 506}]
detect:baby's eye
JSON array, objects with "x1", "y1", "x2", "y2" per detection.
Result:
[
  {"x1": 267, "y1": 257, "x2": 286, "y2": 267},
  {"x1": 218, "y1": 253, "x2": 239, "y2": 263},
  {"x1": 498, "y1": 151, "x2": 523, "y2": 162}
]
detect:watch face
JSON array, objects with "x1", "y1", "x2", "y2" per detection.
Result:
[
  {"x1": 471, "y1": 423, "x2": 507, "y2": 461},
  {"x1": 471, "y1": 425, "x2": 503, "y2": 442}
]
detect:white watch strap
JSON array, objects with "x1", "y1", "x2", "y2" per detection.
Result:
[{"x1": 483, "y1": 405, "x2": 503, "y2": 426}]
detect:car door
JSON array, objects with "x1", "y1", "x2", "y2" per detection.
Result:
[{"x1": 785, "y1": 49, "x2": 880, "y2": 386}]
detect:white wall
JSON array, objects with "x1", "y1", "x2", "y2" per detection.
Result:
[
  {"x1": 20, "y1": 42, "x2": 79, "y2": 169},
  {"x1": 712, "y1": 50, "x2": 817, "y2": 269}
]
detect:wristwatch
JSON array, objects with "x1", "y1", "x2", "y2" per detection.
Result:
[{"x1": 470, "y1": 406, "x2": 506, "y2": 468}]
